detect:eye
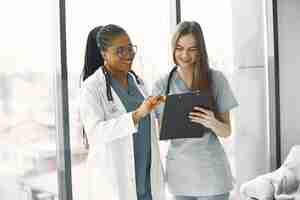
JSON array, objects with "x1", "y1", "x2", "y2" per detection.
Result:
[
  {"x1": 189, "y1": 47, "x2": 198, "y2": 51},
  {"x1": 175, "y1": 46, "x2": 183, "y2": 51}
]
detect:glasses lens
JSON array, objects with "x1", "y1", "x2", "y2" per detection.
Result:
[{"x1": 117, "y1": 45, "x2": 137, "y2": 58}]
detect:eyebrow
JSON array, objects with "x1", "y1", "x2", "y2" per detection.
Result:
[
  {"x1": 176, "y1": 44, "x2": 198, "y2": 48},
  {"x1": 112, "y1": 43, "x2": 133, "y2": 49}
]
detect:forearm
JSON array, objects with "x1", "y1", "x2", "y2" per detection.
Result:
[
  {"x1": 132, "y1": 109, "x2": 143, "y2": 126},
  {"x1": 211, "y1": 119, "x2": 231, "y2": 138},
  {"x1": 132, "y1": 95, "x2": 164, "y2": 126}
]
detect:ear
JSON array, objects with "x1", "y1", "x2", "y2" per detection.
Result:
[{"x1": 101, "y1": 51, "x2": 107, "y2": 60}]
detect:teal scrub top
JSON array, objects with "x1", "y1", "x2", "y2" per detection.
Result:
[
  {"x1": 152, "y1": 69, "x2": 238, "y2": 196},
  {"x1": 111, "y1": 74, "x2": 152, "y2": 200}
]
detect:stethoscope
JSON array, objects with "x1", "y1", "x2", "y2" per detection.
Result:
[
  {"x1": 165, "y1": 66, "x2": 178, "y2": 96},
  {"x1": 165, "y1": 66, "x2": 215, "y2": 111},
  {"x1": 102, "y1": 66, "x2": 140, "y2": 102},
  {"x1": 103, "y1": 65, "x2": 178, "y2": 102}
]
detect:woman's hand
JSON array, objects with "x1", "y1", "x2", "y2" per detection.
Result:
[
  {"x1": 188, "y1": 107, "x2": 217, "y2": 130},
  {"x1": 133, "y1": 96, "x2": 165, "y2": 125},
  {"x1": 188, "y1": 107, "x2": 232, "y2": 138}
]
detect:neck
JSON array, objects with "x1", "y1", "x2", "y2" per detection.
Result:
[
  {"x1": 105, "y1": 66, "x2": 129, "y2": 88},
  {"x1": 177, "y1": 66, "x2": 193, "y2": 88},
  {"x1": 112, "y1": 72, "x2": 129, "y2": 88}
]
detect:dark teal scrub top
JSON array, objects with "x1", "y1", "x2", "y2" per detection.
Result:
[{"x1": 111, "y1": 74, "x2": 152, "y2": 200}]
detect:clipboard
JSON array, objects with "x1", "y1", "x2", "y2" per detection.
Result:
[{"x1": 159, "y1": 91, "x2": 212, "y2": 140}]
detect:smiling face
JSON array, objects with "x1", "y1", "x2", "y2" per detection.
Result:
[
  {"x1": 174, "y1": 33, "x2": 199, "y2": 70},
  {"x1": 102, "y1": 34, "x2": 136, "y2": 74}
]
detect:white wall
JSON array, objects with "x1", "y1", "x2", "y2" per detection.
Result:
[
  {"x1": 232, "y1": 68, "x2": 268, "y2": 188},
  {"x1": 231, "y1": 0, "x2": 265, "y2": 67},
  {"x1": 230, "y1": 0, "x2": 269, "y2": 192},
  {"x1": 278, "y1": 0, "x2": 300, "y2": 161}
]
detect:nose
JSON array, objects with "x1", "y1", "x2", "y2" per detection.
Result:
[
  {"x1": 180, "y1": 50, "x2": 190, "y2": 59},
  {"x1": 125, "y1": 51, "x2": 135, "y2": 60},
  {"x1": 121, "y1": 53, "x2": 134, "y2": 63}
]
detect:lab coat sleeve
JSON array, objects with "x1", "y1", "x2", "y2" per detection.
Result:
[
  {"x1": 79, "y1": 86, "x2": 138, "y2": 145},
  {"x1": 151, "y1": 75, "x2": 167, "y2": 121}
]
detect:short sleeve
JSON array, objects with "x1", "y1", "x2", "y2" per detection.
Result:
[{"x1": 213, "y1": 70, "x2": 238, "y2": 113}]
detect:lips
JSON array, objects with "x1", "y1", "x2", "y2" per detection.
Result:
[
  {"x1": 123, "y1": 59, "x2": 133, "y2": 65},
  {"x1": 179, "y1": 58, "x2": 191, "y2": 62},
  {"x1": 123, "y1": 62, "x2": 132, "y2": 65},
  {"x1": 179, "y1": 60, "x2": 192, "y2": 65}
]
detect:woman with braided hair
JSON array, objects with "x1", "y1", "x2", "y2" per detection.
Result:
[{"x1": 79, "y1": 24, "x2": 165, "y2": 200}]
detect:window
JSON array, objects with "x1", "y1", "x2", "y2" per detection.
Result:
[
  {"x1": 181, "y1": 0, "x2": 235, "y2": 75},
  {"x1": 0, "y1": 1, "x2": 60, "y2": 199}
]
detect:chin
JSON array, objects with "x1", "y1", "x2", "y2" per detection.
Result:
[
  {"x1": 123, "y1": 67, "x2": 132, "y2": 73},
  {"x1": 125, "y1": 65, "x2": 132, "y2": 72},
  {"x1": 178, "y1": 63, "x2": 193, "y2": 69},
  {"x1": 118, "y1": 63, "x2": 129, "y2": 69}
]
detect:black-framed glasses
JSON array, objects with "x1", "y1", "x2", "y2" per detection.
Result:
[{"x1": 113, "y1": 45, "x2": 137, "y2": 59}]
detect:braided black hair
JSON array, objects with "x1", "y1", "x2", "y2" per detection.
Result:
[{"x1": 81, "y1": 26, "x2": 104, "y2": 82}]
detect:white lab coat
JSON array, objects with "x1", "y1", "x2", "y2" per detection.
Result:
[{"x1": 79, "y1": 68, "x2": 165, "y2": 200}]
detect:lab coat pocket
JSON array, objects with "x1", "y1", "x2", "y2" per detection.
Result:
[{"x1": 105, "y1": 102, "x2": 122, "y2": 119}]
